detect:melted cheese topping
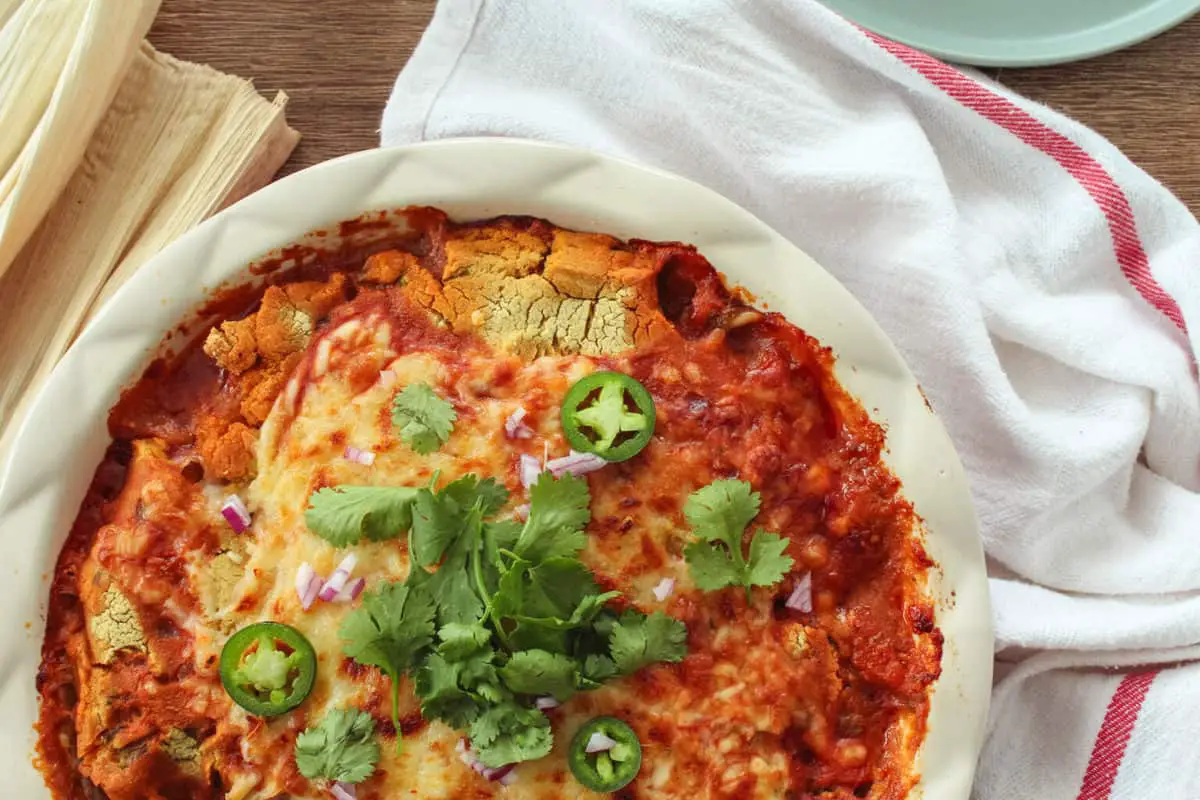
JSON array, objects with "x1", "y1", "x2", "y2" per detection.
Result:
[
  {"x1": 209, "y1": 308, "x2": 922, "y2": 799},
  {"x1": 39, "y1": 213, "x2": 939, "y2": 800},
  {"x1": 224, "y1": 312, "x2": 614, "y2": 798}
]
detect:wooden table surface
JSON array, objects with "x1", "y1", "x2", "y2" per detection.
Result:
[{"x1": 149, "y1": 1, "x2": 1200, "y2": 215}]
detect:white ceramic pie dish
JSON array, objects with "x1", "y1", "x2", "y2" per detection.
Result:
[{"x1": 0, "y1": 138, "x2": 991, "y2": 798}]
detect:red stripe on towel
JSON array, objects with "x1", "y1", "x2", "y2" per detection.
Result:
[
  {"x1": 1076, "y1": 670, "x2": 1159, "y2": 800},
  {"x1": 861, "y1": 30, "x2": 1188, "y2": 337}
]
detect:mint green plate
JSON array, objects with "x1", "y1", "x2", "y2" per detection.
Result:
[{"x1": 823, "y1": 0, "x2": 1200, "y2": 66}]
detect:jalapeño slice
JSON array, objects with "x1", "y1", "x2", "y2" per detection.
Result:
[
  {"x1": 567, "y1": 716, "x2": 643, "y2": 792},
  {"x1": 561, "y1": 372, "x2": 656, "y2": 462},
  {"x1": 219, "y1": 622, "x2": 317, "y2": 717}
]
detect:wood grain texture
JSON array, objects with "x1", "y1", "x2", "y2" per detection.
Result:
[
  {"x1": 149, "y1": 1, "x2": 1200, "y2": 214},
  {"x1": 148, "y1": 0, "x2": 434, "y2": 175}
]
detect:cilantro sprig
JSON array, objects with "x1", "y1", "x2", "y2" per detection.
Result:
[
  {"x1": 295, "y1": 707, "x2": 380, "y2": 784},
  {"x1": 610, "y1": 610, "x2": 691, "y2": 674},
  {"x1": 329, "y1": 471, "x2": 688, "y2": 768},
  {"x1": 303, "y1": 474, "x2": 505, "y2": 554},
  {"x1": 391, "y1": 383, "x2": 456, "y2": 454},
  {"x1": 305, "y1": 485, "x2": 418, "y2": 547},
  {"x1": 339, "y1": 581, "x2": 436, "y2": 740},
  {"x1": 682, "y1": 479, "x2": 794, "y2": 598}
]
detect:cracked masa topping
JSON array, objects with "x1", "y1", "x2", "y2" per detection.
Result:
[
  {"x1": 360, "y1": 224, "x2": 672, "y2": 358},
  {"x1": 35, "y1": 208, "x2": 942, "y2": 800}
]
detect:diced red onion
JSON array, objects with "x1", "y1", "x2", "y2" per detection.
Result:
[
  {"x1": 302, "y1": 575, "x2": 323, "y2": 610},
  {"x1": 498, "y1": 769, "x2": 518, "y2": 786},
  {"x1": 343, "y1": 445, "x2": 376, "y2": 466},
  {"x1": 330, "y1": 782, "x2": 357, "y2": 800},
  {"x1": 519, "y1": 454, "x2": 542, "y2": 489},
  {"x1": 785, "y1": 573, "x2": 813, "y2": 613},
  {"x1": 504, "y1": 406, "x2": 534, "y2": 439},
  {"x1": 534, "y1": 696, "x2": 559, "y2": 710},
  {"x1": 335, "y1": 577, "x2": 366, "y2": 603},
  {"x1": 379, "y1": 369, "x2": 397, "y2": 388},
  {"x1": 221, "y1": 495, "x2": 252, "y2": 533},
  {"x1": 296, "y1": 563, "x2": 323, "y2": 611},
  {"x1": 652, "y1": 577, "x2": 676, "y2": 602},
  {"x1": 513, "y1": 503, "x2": 530, "y2": 522},
  {"x1": 296, "y1": 562, "x2": 315, "y2": 601},
  {"x1": 318, "y1": 553, "x2": 359, "y2": 602},
  {"x1": 481, "y1": 764, "x2": 514, "y2": 782},
  {"x1": 456, "y1": 738, "x2": 516, "y2": 783},
  {"x1": 546, "y1": 450, "x2": 608, "y2": 478},
  {"x1": 585, "y1": 731, "x2": 617, "y2": 753}
]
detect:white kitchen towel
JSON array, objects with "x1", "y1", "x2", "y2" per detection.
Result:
[{"x1": 381, "y1": 1, "x2": 1200, "y2": 797}]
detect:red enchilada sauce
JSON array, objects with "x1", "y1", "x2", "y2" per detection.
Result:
[{"x1": 35, "y1": 209, "x2": 940, "y2": 799}]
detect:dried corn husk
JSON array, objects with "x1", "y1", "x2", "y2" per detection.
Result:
[
  {"x1": 0, "y1": 42, "x2": 299, "y2": 444},
  {"x1": 0, "y1": 0, "x2": 160, "y2": 278}
]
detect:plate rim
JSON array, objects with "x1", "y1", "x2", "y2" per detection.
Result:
[
  {"x1": 0, "y1": 137, "x2": 992, "y2": 798},
  {"x1": 826, "y1": 0, "x2": 1200, "y2": 66}
]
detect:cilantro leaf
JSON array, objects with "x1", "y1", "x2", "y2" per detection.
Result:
[
  {"x1": 416, "y1": 649, "x2": 504, "y2": 729},
  {"x1": 485, "y1": 519, "x2": 522, "y2": 552},
  {"x1": 415, "y1": 653, "x2": 481, "y2": 728},
  {"x1": 507, "y1": 621, "x2": 570, "y2": 654},
  {"x1": 569, "y1": 611, "x2": 620, "y2": 684},
  {"x1": 590, "y1": 610, "x2": 619, "y2": 639},
  {"x1": 406, "y1": 505, "x2": 486, "y2": 627},
  {"x1": 313, "y1": 466, "x2": 693, "y2": 772},
  {"x1": 491, "y1": 562, "x2": 532, "y2": 621},
  {"x1": 682, "y1": 540, "x2": 742, "y2": 591},
  {"x1": 492, "y1": 557, "x2": 600, "y2": 624},
  {"x1": 415, "y1": 622, "x2": 506, "y2": 728},
  {"x1": 507, "y1": 590, "x2": 622, "y2": 654},
  {"x1": 469, "y1": 701, "x2": 553, "y2": 768},
  {"x1": 406, "y1": 547, "x2": 484, "y2": 627},
  {"x1": 440, "y1": 474, "x2": 509, "y2": 518},
  {"x1": 406, "y1": 478, "x2": 509, "y2": 625},
  {"x1": 685, "y1": 479, "x2": 760, "y2": 544},
  {"x1": 340, "y1": 582, "x2": 436, "y2": 741},
  {"x1": 411, "y1": 476, "x2": 509, "y2": 567},
  {"x1": 581, "y1": 654, "x2": 617, "y2": 684},
  {"x1": 305, "y1": 485, "x2": 418, "y2": 546},
  {"x1": 392, "y1": 383, "x2": 457, "y2": 454},
  {"x1": 480, "y1": 519, "x2": 523, "y2": 596},
  {"x1": 294, "y1": 707, "x2": 380, "y2": 783},
  {"x1": 682, "y1": 479, "x2": 794, "y2": 596},
  {"x1": 499, "y1": 650, "x2": 579, "y2": 701},
  {"x1": 436, "y1": 622, "x2": 491, "y2": 660},
  {"x1": 558, "y1": 592, "x2": 622, "y2": 628},
  {"x1": 340, "y1": 582, "x2": 437, "y2": 672},
  {"x1": 746, "y1": 530, "x2": 794, "y2": 587},
  {"x1": 609, "y1": 610, "x2": 688, "y2": 675},
  {"x1": 514, "y1": 472, "x2": 590, "y2": 562},
  {"x1": 409, "y1": 488, "x2": 459, "y2": 568}
]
